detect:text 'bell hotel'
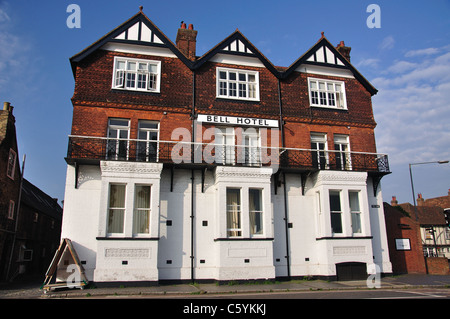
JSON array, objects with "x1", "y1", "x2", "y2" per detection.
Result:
[{"x1": 61, "y1": 9, "x2": 393, "y2": 283}]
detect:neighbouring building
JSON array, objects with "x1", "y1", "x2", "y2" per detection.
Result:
[
  {"x1": 399, "y1": 193, "x2": 450, "y2": 259},
  {"x1": 0, "y1": 102, "x2": 63, "y2": 281},
  {"x1": 383, "y1": 200, "x2": 427, "y2": 274},
  {"x1": 387, "y1": 194, "x2": 450, "y2": 275},
  {"x1": 61, "y1": 8, "x2": 392, "y2": 284},
  {"x1": 0, "y1": 102, "x2": 21, "y2": 280}
]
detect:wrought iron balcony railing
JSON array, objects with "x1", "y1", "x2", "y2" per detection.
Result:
[{"x1": 66, "y1": 135, "x2": 390, "y2": 174}]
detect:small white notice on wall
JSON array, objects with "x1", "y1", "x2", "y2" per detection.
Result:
[{"x1": 395, "y1": 238, "x2": 411, "y2": 250}]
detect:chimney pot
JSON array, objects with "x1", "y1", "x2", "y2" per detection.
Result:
[
  {"x1": 3, "y1": 102, "x2": 10, "y2": 111},
  {"x1": 417, "y1": 193, "x2": 425, "y2": 206},
  {"x1": 391, "y1": 196, "x2": 398, "y2": 206},
  {"x1": 176, "y1": 22, "x2": 197, "y2": 60},
  {"x1": 336, "y1": 41, "x2": 351, "y2": 62}
]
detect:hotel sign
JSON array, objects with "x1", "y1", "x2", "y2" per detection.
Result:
[{"x1": 197, "y1": 114, "x2": 279, "y2": 128}]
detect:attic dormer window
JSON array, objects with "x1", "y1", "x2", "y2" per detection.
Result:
[
  {"x1": 216, "y1": 67, "x2": 259, "y2": 101},
  {"x1": 308, "y1": 77, "x2": 347, "y2": 109},
  {"x1": 112, "y1": 57, "x2": 161, "y2": 93}
]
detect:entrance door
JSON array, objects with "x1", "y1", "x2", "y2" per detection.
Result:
[{"x1": 336, "y1": 262, "x2": 367, "y2": 281}]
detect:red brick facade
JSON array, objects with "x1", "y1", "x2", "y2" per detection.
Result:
[{"x1": 383, "y1": 203, "x2": 427, "y2": 274}]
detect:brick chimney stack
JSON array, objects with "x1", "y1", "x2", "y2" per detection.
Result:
[
  {"x1": 336, "y1": 41, "x2": 351, "y2": 62},
  {"x1": 417, "y1": 193, "x2": 425, "y2": 206},
  {"x1": 176, "y1": 21, "x2": 197, "y2": 60},
  {"x1": 391, "y1": 196, "x2": 398, "y2": 206}
]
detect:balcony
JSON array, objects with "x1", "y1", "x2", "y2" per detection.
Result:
[{"x1": 66, "y1": 135, "x2": 390, "y2": 174}]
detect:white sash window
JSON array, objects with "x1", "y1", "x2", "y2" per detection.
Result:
[{"x1": 112, "y1": 57, "x2": 161, "y2": 92}]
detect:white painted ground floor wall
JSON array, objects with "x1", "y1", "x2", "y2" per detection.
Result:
[{"x1": 60, "y1": 161, "x2": 392, "y2": 283}]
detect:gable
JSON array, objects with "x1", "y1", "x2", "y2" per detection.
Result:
[
  {"x1": 70, "y1": 11, "x2": 193, "y2": 74},
  {"x1": 306, "y1": 44, "x2": 346, "y2": 66},
  {"x1": 113, "y1": 20, "x2": 164, "y2": 44},
  {"x1": 221, "y1": 38, "x2": 255, "y2": 55},
  {"x1": 282, "y1": 37, "x2": 377, "y2": 95},
  {"x1": 195, "y1": 30, "x2": 278, "y2": 75}
]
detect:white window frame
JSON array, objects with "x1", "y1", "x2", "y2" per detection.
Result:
[
  {"x1": 308, "y1": 77, "x2": 347, "y2": 109},
  {"x1": 329, "y1": 190, "x2": 343, "y2": 235},
  {"x1": 137, "y1": 120, "x2": 159, "y2": 162},
  {"x1": 349, "y1": 191, "x2": 362, "y2": 234},
  {"x1": 7, "y1": 148, "x2": 16, "y2": 180},
  {"x1": 216, "y1": 127, "x2": 236, "y2": 165},
  {"x1": 226, "y1": 188, "x2": 242, "y2": 237},
  {"x1": 107, "y1": 183, "x2": 127, "y2": 236},
  {"x1": 216, "y1": 67, "x2": 260, "y2": 101},
  {"x1": 249, "y1": 188, "x2": 264, "y2": 237},
  {"x1": 112, "y1": 56, "x2": 161, "y2": 93},
  {"x1": 334, "y1": 134, "x2": 352, "y2": 170},
  {"x1": 106, "y1": 118, "x2": 130, "y2": 160},
  {"x1": 7, "y1": 200, "x2": 15, "y2": 219},
  {"x1": 311, "y1": 133, "x2": 329, "y2": 169},
  {"x1": 133, "y1": 184, "x2": 152, "y2": 236}
]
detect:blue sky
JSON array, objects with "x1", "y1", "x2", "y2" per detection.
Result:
[{"x1": 0, "y1": 0, "x2": 449, "y2": 206}]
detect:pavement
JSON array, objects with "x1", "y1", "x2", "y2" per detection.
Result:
[{"x1": 0, "y1": 274, "x2": 450, "y2": 299}]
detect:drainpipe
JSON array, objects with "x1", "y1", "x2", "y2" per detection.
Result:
[
  {"x1": 190, "y1": 70, "x2": 196, "y2": 283},
  {"x1": 278, "y1": 79, "x2": 290, "y2": 279}
]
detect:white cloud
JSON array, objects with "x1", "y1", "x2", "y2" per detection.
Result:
[
  {"x1": 379, "y1": 35, "x2": 395, "y2": 51},
  {"x1": 0, "y1": 4, "x2": 32, "y2": 87},
  {"x1": 355, "y1": 58, "x2": 380, "y2": 69},
  {"x1": 405, "y1": 47, "x2": 440, "y2": 57},
  {"x1": 373, "y1": 46, "x2": 450, "y2": 167},
  {"x1": 386, "y1": 60, "x2": 418, "y2": 74}
]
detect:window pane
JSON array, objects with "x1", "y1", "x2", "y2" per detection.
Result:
[
  {"x1": 229, "y1": 82, "x2": 237, "y2": 96},
  {"x1": 229, "y1": 72, "x2": 236, "y2": 81},
  {"x1": 117, "y1": 60, "x2": 126, "y2": 69},
  {"x1": 227, "y1": 188, "x2": 241, "y2": 237},
  {"x1": 331, "y1": 212, "x2": 343, "y2": 233},
  {"x1": 109, "y1": 119, "x2": 129, "y2": 127},
  {"x1": 219, "y1": 71, "x2": 227, "y2": 80},
  {"x1": 352, "y1": 213, "x2": 362, "y2": 233},
  {"x1": 249, "y1": 189, "x2": 263, "y2": 235},
  {"x1": 310, "y1": 81, "x2": 317, "y2": 90},
  {"x1": 127, "y1": 62, "x2": 136, "y2": 71},
  {"x1": 134, "y1": 185, "x2": 151, "y2": 234},
  {"x1": 248, "y1": 74, "x2": 256, "y2": 82},
  {"x1": 249, "y1": 189, "x2": 262, "y2": 211},
  {"x1": 108, "y1": 184, "x2": 126, "y2": 234},
  {"x1": 135, "y1": 185, "x2": 151, "y2": 209},
  {"x1": 109, "y1": 184, "x2": 125, "y2": 208},
  {"x1": 139, "y1": 121, "x2": 159, "y2": 130},
  {"x1": 239, "y1": 73, "x2": 246, "y2": 81},
  {"x1": 329, "y1": 191, "x2": 341, "y2": 212},
  {"x1": 149, "y1": 64, "x2": 158, "y2": 73},
  {"x1": 349, "y1": 192, "x2": 360, "y2": 212}
]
